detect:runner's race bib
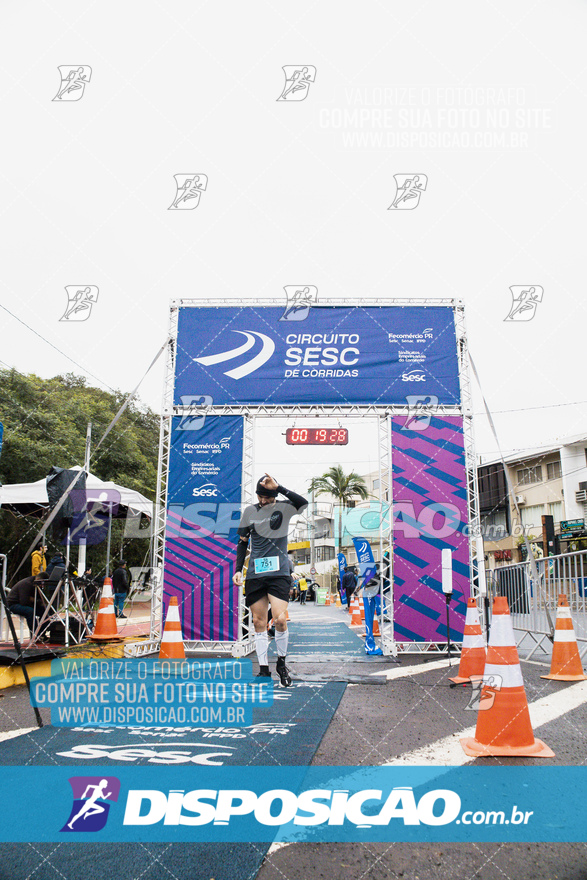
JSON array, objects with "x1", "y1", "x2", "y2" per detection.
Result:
[{"x1": 254, "y1": 556, "x2": 279, "y2": 574}]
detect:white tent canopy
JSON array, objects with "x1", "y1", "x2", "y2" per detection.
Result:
[{"x1": 0, "y1": 465, "x2": 153, "y2": 518}]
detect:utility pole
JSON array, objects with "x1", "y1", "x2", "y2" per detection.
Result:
[
  {"x1": 77, "y1": 422, "x2": 92, "y2": 576},
  {"x1": 310, "y1": 487, "x2": 315, "y2": 570}
]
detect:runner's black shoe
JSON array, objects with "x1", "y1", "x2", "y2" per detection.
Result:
[
  {"x1": 275, "y1": 656, "x2": 292, "y2": 687},
  {"x1": 256, "y1": 665, "x2": 271, "y2": 677}
]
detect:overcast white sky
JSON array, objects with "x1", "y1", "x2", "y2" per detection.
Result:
[{"x1": 1, "y1": 0, "x2": 586, "y2": 478}]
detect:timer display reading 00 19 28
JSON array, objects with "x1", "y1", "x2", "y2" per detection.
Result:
[{"x1": 285, "y1": 428, "x2": 349, "y2": 446}]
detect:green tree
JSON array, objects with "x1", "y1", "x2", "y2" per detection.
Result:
[
  {"x1": 308, "y1": 465, "x2": 369, "y2": 557},
  {"x1": 0, "y1": 369, "x2": 159, "y2": 582}
]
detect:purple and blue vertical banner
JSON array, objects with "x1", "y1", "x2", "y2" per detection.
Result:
[
  {"x1": 391, "y1": 415, "x2": 470, "y2": 644},
  {"x1": 163, "y1": 415, "x2": 243, "y2": 641}
]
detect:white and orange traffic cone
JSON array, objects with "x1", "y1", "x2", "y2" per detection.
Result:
[
  {"x1": 324, "y1": 592, "x2": 331, "y2": 606},
  {"x1": 461, "y1": 596, "x2": 554, "y2": 758},
  {"x1": 541, "y1": 594, "x2": 587, "y2": 682},
  {"x1": 449, "y1": 598, "x2": 487, "y2": 684},
  {"x1": 335, "y1": 593, "x2": 342, "y2": 608},
  {"x1": 372, "y1": 614, "x2": 381, "y2": 637},
  {"x1": 90, "y1": 577, "x2": 122, "y2": 641},
  {"x1": 350, "y1": 604, "x2": 362, "y2": 626},
  {"x1": 159, "y1": 596, "x2": 186, "y2": 660}
]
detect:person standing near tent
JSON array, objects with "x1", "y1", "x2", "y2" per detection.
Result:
[
  {"x1": 233, "y1": 473, "x2": 307, "y2": 686},
  {"x1": 112, "y1": 559, "x2": 129, "y2": 619},
  {"x1": 31, "y1": 545, "x2": 47, "y2": 577}
]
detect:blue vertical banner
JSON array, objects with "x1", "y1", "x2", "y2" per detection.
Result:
[
  {"x1": 337, "y1": 552, "x2": 347, "y2": 601},
  {"x1": 352, "y1": 537, "x2": 376, "y2": 586},
  {"x1": 164, "y1": 415, "x2": 243, "y2": 641}
]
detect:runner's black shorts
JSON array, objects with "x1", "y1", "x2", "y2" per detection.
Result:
[{"x1": 244, "y1": 576, "x2": 291, "y2": 608}]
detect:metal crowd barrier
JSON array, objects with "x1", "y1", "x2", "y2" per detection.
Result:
[{"x1": 485, "y1": 549, "x2": 587, "y2": 659}]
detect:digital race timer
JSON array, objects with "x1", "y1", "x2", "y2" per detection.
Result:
[{"x1": 285, "y1": 428, "x2": 349, "y2": 446}]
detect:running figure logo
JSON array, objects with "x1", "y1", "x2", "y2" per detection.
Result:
[
  {"x1": 388, "y1": 174, "x2": 428, "y2": 210},
  {"x1": 279, "y1": 286, "x2": 318, "y2": 322},
  {"x1": 177, "y1": 394, "x2": 214, "y2": 430},
  {"x1": 61, "y1": 776, "x2": 120, "y2": 832},
  {"x1": 402, "y1": 395, "x2": 439, "y2": 432},
  {"x1": 52, "y1": 66, "x2": 92, "y2": 101},
  {"x1": 277, "y1": 66, "x2": 316, "y2": 102},
  {"x1": 59, "y1": 286, "x2": 99, "y2": 322},
  {"x1": 504, "y1": 286, "x2": 544, "y2": 322},
  {"x1": 169, "y1": 174, "x2": 208, "y2": 210}
]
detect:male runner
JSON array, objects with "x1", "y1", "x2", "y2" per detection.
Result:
[{"x1": 233, "y1": 473, "x2": 307, "y2": 686}]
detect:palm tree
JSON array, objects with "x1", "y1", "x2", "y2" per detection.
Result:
[{"x1": 308, "y1": 465, "x2": 369, "y2": 559}]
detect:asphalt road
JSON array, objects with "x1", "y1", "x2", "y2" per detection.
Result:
[{"x1": 1, "y1": 602, "x2": 586, "y2": 880}]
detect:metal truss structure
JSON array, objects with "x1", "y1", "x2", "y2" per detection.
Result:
[{"x1": 127, "y1": 297, "x2": 479, "y2": 659}]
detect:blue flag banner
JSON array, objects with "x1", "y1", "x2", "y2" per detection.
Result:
[
  {"x1": 1, "y1": 766, "x2": 586, "y2": 842},
  {"x1": 352, "y1": 537, "x2": 377, "y2": 586},
  {"x1": 337, "y1": 553, "x2": 347, "y2": 583}
]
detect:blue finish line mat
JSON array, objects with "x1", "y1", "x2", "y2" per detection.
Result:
[
  {"x1": 0, "y1": 680, "x2": 345, "y2": 880},
  {"x1": 270, "y1": 618, "x2": 366, "y2": 656}
]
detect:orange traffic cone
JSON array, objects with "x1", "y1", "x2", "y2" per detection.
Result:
[
  {"x1": 335, "y1": 593, "x2": 342, "y2": 608},
  {"x1": 449, "y1": 598, "x2": 487, "y2": 684},
  {"x1": 541, "y1": 595, "x2": 587, "y2": 682},
  {"x1": 90, "y1": 577, "x2": 122, "y2": 641},
  {"x1": 325, "y1": 592, "x2": 331, "y2": 606},
  {"x1": 350, "y1": 605, "x2": 362, "y2": 625},
  {"x1": 159, "y1": 597, "x2": 186, "y2": 660},
  {"x1": 372, "y1": 614, "x2": 381, "y2": 636},
  {"x1": 461, "y1": 596, "x2": 554, "y2": 758}
]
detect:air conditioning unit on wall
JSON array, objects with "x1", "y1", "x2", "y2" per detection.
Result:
[{"x1": 515, "y1": 495, "x2": 526, "y2": 505}]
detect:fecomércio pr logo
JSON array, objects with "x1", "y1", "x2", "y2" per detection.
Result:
[{"x1": 61, "y1": 776, "x2": 120, "y2": 833}]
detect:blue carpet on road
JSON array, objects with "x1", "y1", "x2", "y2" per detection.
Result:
[
  {"x1": 0, "y1": 680, "x2": 345, "y2": 880},
  {"x1": 269, "y1": 619, "x2": 365, "y2": 656}
]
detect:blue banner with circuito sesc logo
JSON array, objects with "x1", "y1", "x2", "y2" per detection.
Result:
[{"x1": 173, "y1": 305, "x2": 460, "y2": 406}]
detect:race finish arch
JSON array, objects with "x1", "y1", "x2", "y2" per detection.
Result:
[{"x1": 144, "y1": 298, "x2": 480, "y2": 657}]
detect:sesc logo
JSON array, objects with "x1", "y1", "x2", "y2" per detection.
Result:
[
  {"x1": 192, "y1": 483, "x2": 219, "y2": 498},
  {"x1": 401, "y1": 370, "x2": 426, "y2": 382}
]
